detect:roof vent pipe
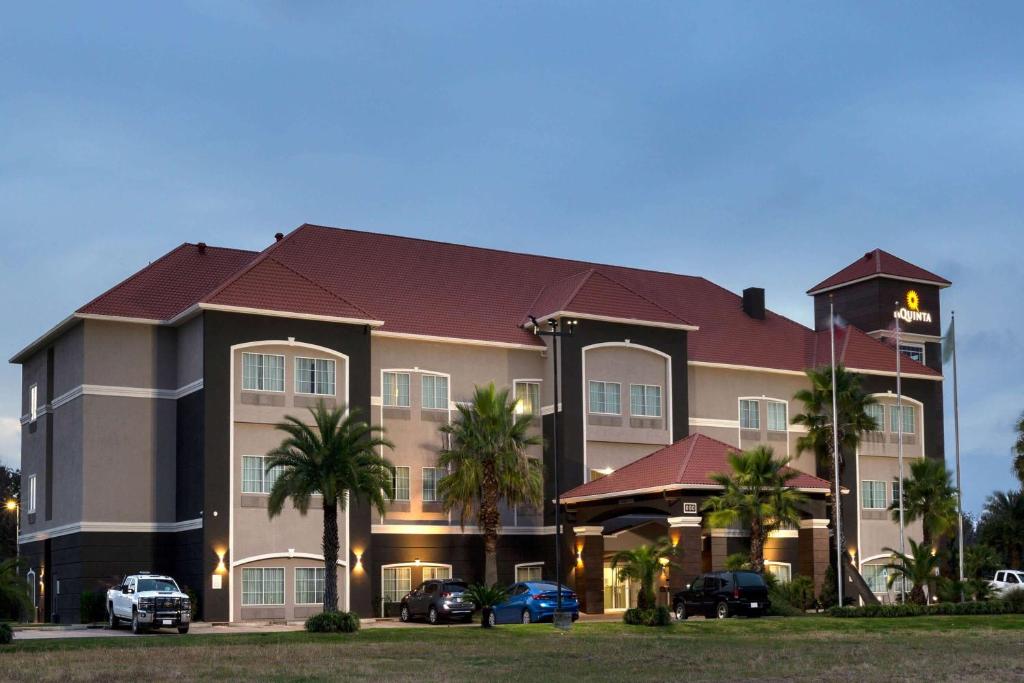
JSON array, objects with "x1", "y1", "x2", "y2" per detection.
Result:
[
  {"x1": 197, "y1": 242, "x2": 207, "y2": 254},
  {"x1": 742, "y1": 287, "x2": 765, "y2": 320},
  {"x1": 275, "y1": 232, "x2": 284, "y2": 242}
]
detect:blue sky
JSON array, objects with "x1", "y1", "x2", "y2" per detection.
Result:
[{"x1": 1, "y1": 2, "x2": 1022, "y2": 514}]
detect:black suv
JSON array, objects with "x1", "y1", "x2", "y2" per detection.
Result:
[
  {"x1": 673, "y1": 571, "x2": 769, "y2": 620},
  {"x1": 399, "y1": 579, "x2": 474, "y2": 624}
]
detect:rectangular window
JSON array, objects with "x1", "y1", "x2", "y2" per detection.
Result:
[
  {"x1": 382, "y1": 372, "x2": 411, "y2": 407},
  {"x1": 382, "y1": 566, "x2": 412, "y2": 604},
  {"x1": 740, "y1": 399, "x2": 760, "y2": 430},
  {"x1": 421, "y1": 375, "x2": 449, "y2": 410},
  {"x1": 241, "y1": 567, "x2": 285, "y2": 606},
  {"x1": 866, "y1": 403, "x2": 884, "y2": 432},
  {"x1": 898, "y1": 343, "x2": 925, "y2": 364},
  {"x1": 295, "y1": 358, "x2": 336, "y2": 395},
  {"x1": 862, "y1": 565, "x2": 888, "y2": 594},
  {"x1": 242, "y1": 353, "x2": 285, "y2": 392},
  {"x1": 765, "y1": 563, "x2": 791, "y2": 584},
  {"x1": 516, "y1": 564, "x2": 544, "y2": 582},
  {"x1": 514, "y1": 382, "x2": 541, "y2": 416},
  {"x1": 29, "y1": 384, "x2": 38, "y2": 422},
  {"x1": 27, "y1": 474, "x2": 37, "y2": 514},
  {"x1": 422, "y1": 566, "x2": 451, "y2": 581},
  {"x1": 589, "y1": 381, "x2": 621, "y2": 415},
  {"x1": 295, "y1": 567, "x2": 326, "y2": 605},
  {"x1": 241, "y1": 455, "x2": 284, "y2": 494},
  {"x1": 766, "y1": 401, "x2": 787, "y2": 432},
  {"x1": 892, "y1": 480, "x2": 902, "y2": 508},
  {"x1": 890, "y1": 405, "x2": 916, "y2": 434},
  {"x1": 392, "y1": 466, "x2": 410, "y2": 502},
  {"x1": 861, "y1": 480, "x2": 887, "y2": 510},
  {"x1": 422, "y1": 467, "x2": 438, "y2": 503},
  {"x1": 629, "y1": 384, "x2": 662, "y2": 417}
]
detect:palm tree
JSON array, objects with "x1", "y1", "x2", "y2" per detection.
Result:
[
  {"x1": 1013, "y1": 411, "x2": 1024, "y2": 487},
  {"x1": 702, "y1": 446, "x2": 806, "y2": 573},
  {"x1": 610, "y1": 538, "x2": 674, "y2": 610},
  {"x1": 889, "y1": 458, "x2": 958, "y2": 551},
  {"x1": 0, "y1": 558, "x2": 32, "y2": 621},
  {"x1": 438, "y1": 383, "x2": 543, "y2": 586},
  {"x1": 792, "y1": 364, "x2": 879, "y2": 549},
  {"x1": 884, "y1": 538, "x2": 941, "y2": 605},
  {"x1": 976, "y1": 490, "x2": 1024, "y2": 569},
  {"x1": 266, "y1": 402, "x2": 394, "y2": 614}
]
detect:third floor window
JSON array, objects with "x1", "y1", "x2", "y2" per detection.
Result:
[
  {"x1": 295, "y1": 358, "x2": 336, "y2": 396},
  {"x1": 422, "y1": 375, "x2": 449, "y2": 410},
  {"x1": 629, "y1": 384, "x2": 662, "y2": 417},
  {"x1": 242, "y1": 353, "x2": 285, "y2": 392},
  {"x1": 589, "y1": 381, "x2": 621, "y2": 415},
  {"x1": 383, "y1": 372, "x2": 411, "y2": 407},
  {"x1": 740, "y1": 399, "x2": 760, "y2": 430}
]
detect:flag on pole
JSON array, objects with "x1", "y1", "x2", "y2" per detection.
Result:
[{"x1": 942, "y1": 316, "x2": 956, "y2": 365}]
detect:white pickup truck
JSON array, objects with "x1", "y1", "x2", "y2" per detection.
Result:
[
  {"x1": 107, "y1": 573, "x2": 192, "y2": 634},
  {"x1": 988, "y1": 569, "x2": 1024, "y2": 597}
]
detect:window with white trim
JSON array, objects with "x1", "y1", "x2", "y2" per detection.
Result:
[
  {"x1": 514, "y1": 381, "x2": 541, "y2": 416},
  {"x1": 392, "y1": 466, "x2": 410, "y2": 502},
  {"x1": 242, "y1": 455, "x2": 285, "y2": 494},
  {"x1": 740, "y1": 399, "x2": 760, "y2": 430},
  {"x1": 889, "y1": 405, "x2": 916, "y2": 434},
  {"x1": 866, "y1": 403, "x2": 884, "y2": 432},
  {"x1": 422, "y1": 375, "x2": 449, "y2": 410},
  {"x1": 898, "y1": 343, "x2": 925, "y2": 365},
  {"x1": 765, "y1": 562, "x2": 791, "y2": 584},
  {"x1": 242, "y1": 353, "x2": 285, "y2": 392},
  {"x1": 589, "y1": 381, "x2": 621, "y2": 415},
  {"x1": 629, "y1": 384, "x2": 662, "y2": 417},
  {"x1": 422, "y1": 467, "x2": 438, "y2": 503},
  {"x1": 29, "y1": 384, "x2": 38, "y2": 422},
  {"x1": 766, "y1": 400, "x2": 787, "y2": 432},
  {"x1": 892, "y1": 480, "x2": 903, "y2": 508},
  {"x1": 422, "y1": 566, "x2": 451, "y2": 581},
  {"x1": 382, "y1": 372, "x2": 410, "y2": 407},
  {"x1": 27, "y1": 474, "x2": 36, "y2": 514},
  {"x1": 861, "y1": 564, "x2": 905, "y2": 594},
  {"x1": 382, "y1": 566, "x2": 412, "y2": 604},
  {"x1": 516, "y1": 563, "x2": 544, "y2": 582},
  {"x1": 241, "y1": 567, "x2": 284, "y2": 606},
  {"x1": 295, "y1": 567, "x2": 326, "y2": 605},
  {"x1": 295, "y1": 358, "x2": 336, "y2": 395},
  {"x1": 861, "y1": 480, "x2": 887, "y2": 510}
]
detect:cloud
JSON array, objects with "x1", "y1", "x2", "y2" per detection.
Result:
[{"x1": 0, "y1": 418, "x2": 20, "y2": 470}]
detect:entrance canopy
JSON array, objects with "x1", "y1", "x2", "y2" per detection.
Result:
[{"x1": 561, "y1": 433, "x2": 832, "y2": 504}]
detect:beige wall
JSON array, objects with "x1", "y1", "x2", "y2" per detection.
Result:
[
  {"x1": 232, "y1": 556, "x2": 346, "y2": 622},
  {"x1": 83, "y1": 320, "x2": 178, "y2": 390},
  {"x1": 856, "y1": 453, "x2": 925, "y2": 563},
  {"x1": 176, "y1": 316, "x2": 204, "y2": 387},
  {"x1": 858, "y1": 393, "x2": 925, "y2": 459}
]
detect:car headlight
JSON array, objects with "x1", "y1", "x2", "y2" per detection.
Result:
[{"x1": 181, "y1": 599, "x2": 191, "y2": 611}]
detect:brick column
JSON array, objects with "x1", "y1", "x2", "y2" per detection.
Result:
[
  {"x1": 798, "y1": 519, "x2": 831, "y2": 598},
  {"x1": 668, "y1": 516, "x2": 702, "y2": 596},
  {"x1": 572, "y1": 526, "x2": 605, "y2": 614}
]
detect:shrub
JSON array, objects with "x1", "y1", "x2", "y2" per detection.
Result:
[
  {"x1": 623, "y1": 606, "x2": 672, "y2": 627},
  {"x1": 304, "y1": 611, "x2": 361, "y2": 633},
  {"x1": 773, "y1": 575, "x2": 816, "y2": 612},
  {"x1": 0, "y1": 623, "x2": 11, "y2": 645},
  {"x1": 80, "y1": 591, "x2": 107, "y2": 624},
  {"x1": 1003, "y1": 587, "x2": 1024, "y2": 613},
  {"x1": 724, "y1": 553, "x2": 751, "y2": 571},
  {"x1": 827, "y1": 596, "x2": 1024, "y2": 618}
]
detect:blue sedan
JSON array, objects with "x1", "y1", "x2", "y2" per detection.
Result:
[{"x1": 489, "y1": 581, "x2": 580, "y2": 625}]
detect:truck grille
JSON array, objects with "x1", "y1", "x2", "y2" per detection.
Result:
[{"x1": 157, "y1": 597, "x2": 180, "y2": 609}]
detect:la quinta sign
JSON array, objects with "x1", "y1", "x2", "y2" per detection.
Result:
[{"x1": 894, "y1": 289, "x2": 932, "y2": 324}]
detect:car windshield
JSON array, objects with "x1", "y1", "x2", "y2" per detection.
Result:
[
  {"x1": 137, "y1": 578, "x2": 179, "y2": 592},
  {"x1": 443, "y1": 582, "x2": 468, "y2": 592},
  {"x1": 735, "y1": 572, "x2": 765, "y2": 587}
]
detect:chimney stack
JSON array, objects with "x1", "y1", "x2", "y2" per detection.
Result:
[
  {"x1": 742, "y1": 287, "x2": 765, "y2": 320},
  {"x1": 275, "y1": 232, "x2": 284, "y2": 242}
]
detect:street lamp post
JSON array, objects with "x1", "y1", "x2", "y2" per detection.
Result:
[
  {"x1": 528, "y1": 315, "x2": 576, "y2": 629},
  {"x1": 5, "y1": 499, "x2": 18, "y2": 566}
]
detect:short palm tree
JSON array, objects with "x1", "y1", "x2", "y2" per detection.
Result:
[
  {"x1": 976, "y1": 490, "x2": 1024, "y2": 568},
  {"x1": 883, "y1": 538, "x2": 941, "y2": 605},
  {"x1": 702, "y1": 446, "x2": 806, "y2": 573},
  {"x1": 438, "y1": 384, "x2": 543, "y2": 586},
  {"x1": 463, "y1": 583, "x2": 508, "y2": 628},
  {"x1": 889, "y1": 458, "x2": 958, "y2": 551},
  {"x1": 610, "y1": 538, "x2": 675, "y2": 610},
  {"x1": 266, "y1": 402, "x2": 394, "y2": 614},
  {"x1": 1013, "y1": 410, "x2": 1024, "y2": 487},
  {"x1": 0, "y1": 558, "x2": 32, "y2": 621}
]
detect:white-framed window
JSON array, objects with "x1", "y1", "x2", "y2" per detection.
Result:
[
  {"x1": 861, "y1": 480, "x2": 887, "y2": 510},
  {"x1": 27, "y1": 474, "x2": 36, "y2": 514},
  {"x1": 421, "y1": 375, "x2": 449, "y2": 410},
  {"x1": 764, "y1": 562, "x2": 792, "y2": 584},
  {"x1": 422, "y1": 467, "x2": 438, "y2": 503},
  {"x1": 890, "y1": 405, "x2": 916, "y2": 434},
  {"x1": 295, "y1": 357, "x2": 336, "y2": 396},
  {"x1": 381, "y1": 566, "x2": 412, "y2": 604},
  {"x1": 740, "y1": 399, "x2": 760, "y2": 430},
  {"x1": 422, "y1": 565, "x2": 451, "y2": 581},
  {"x1": 589, "y1": 381, "x2": 621, "y2": 415},
  {"x1": 892, "y1": 480, "x2": 903, "y2": 508},
  {"x1": 514, "y1": 381, "x2": 541, "y2": 416},
  {"x1": 242, "y1": 352, "x2": 285, "y2": 392},
  {"x1": 861, "y1": 564, "x2": 904, "y2": 594},
  {"x1": 515, "y1": 563, "x2": 544, "y2": 582},
  {"x1": 766, "y1": 400, "x2": 787, "y2": 432},
  {"x1": 629, "y1": 384, "x2": 662, "y2": 417},
  {"x1": 241, "y1": 455, "x2": 285, "y2": 494},
  {"x1": 392, "y1": 466, "x2": 410, "y2": 502},
  {"x1": 382, "y1": 372, "x2": 411, "y2": 407},
  {"x1": 898, "y1": 343, "x2": 925, "y2": 365},
  {"x1": 866, "y1": 403, "x2": 884, "y2": 432},
  {"x1": 29, "y1": 384, "x2": 38, "y2": 422},
  {"x1": 295, "y1": 567, "x2": 326, "y2": 605},
  {"x1": 241, "y1": 567, "x2": 285, "y2": 606}
]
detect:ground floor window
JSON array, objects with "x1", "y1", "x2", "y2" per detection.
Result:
[
  {"x1": 515, "y1": 563, "x2": 544, "y2": 582},
  {"x1": 765, "y1": 562, "x2": 792, "y2": 584},
  {"x1": 862, "y1": 563, "x2": 905, "y2": 594},
  {"x1": 241, "y1": 567, "x2": 285, "y2": 606},
  {"x1": 422, "y1": 565, "x2": 451, "y2": 581},
  {"x1": 295, "y1": 567, "x2": 326, "y2": 605},
  {"x1": 603, "y1": 563, "x2": 637, "y2": 610},
  {"x1": 382, "y1": 566, "x2": 412, "y2": 605}
]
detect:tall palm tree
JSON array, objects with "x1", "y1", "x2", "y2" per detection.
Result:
[
  {"x1": 702, "y1": 446, "x2": 806, "y2": 573},
  {"x1": 610, "y1": 538, "x2": 675, "y2": 610},
  {"x1": 438, "y1": 383, "x2": 543, "y2": 586},
  {"x1": 1013, "y1": 410, "x2": 1024, "y2": 487},
  {"x1": 883, "y1": 538, "x2": 941, "y2": 605},
  {"x1": 266, "y1": 402, "x2": 394, "y2": 614},
  {"x1": 792, "y1": 364, "x2": 879, "y2": 549},
  {"x1": 976, "y1": 490, "x2": 1024, "y2": 568},
  {"x1": 889, "y1": 458, "x2": 958, "y2": 551}
]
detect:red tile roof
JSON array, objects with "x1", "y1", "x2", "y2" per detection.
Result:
[
  {"x1": 807, "y1": 248, "x2": 951, "y2": 294},
  {"x1": 561, "y1": 433, "x2": 832, "y2": 502},
  {"x1": 809, "y1": 326, "x2": 940, "y2": 378}
]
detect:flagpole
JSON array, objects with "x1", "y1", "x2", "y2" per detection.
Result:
[
  {"x1": 951, "y1": 311, "x2": 964, "y2": 587},
  {"x1": 895, "y1": 303, "x2": 907, "y2": 603},
  {"x1": 829, "y1": 296, "x2": 843, "y2": 606}
]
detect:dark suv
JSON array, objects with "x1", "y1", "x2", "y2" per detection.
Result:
[
  {"x1": 399, "y1": 579, "x2": 474, "y2": 624},
  {"x1": 673, "y1": 571, "x2": 769, "y2": 620}
]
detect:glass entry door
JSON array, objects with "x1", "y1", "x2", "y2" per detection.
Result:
[{"x1": 603, "y1": 563, "x2": 637, "y2": 610}]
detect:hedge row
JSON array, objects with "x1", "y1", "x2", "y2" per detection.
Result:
[{"x1": 827, "y1": 596, "x2": 1024, "y2": 618}]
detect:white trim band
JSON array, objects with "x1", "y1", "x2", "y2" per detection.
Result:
[
  {"x1": 18, "y1": 518, "x2": 203, "y2": 544},
  {"x1": 371, "y1": 524, "x2": 555, "y2": 536}
]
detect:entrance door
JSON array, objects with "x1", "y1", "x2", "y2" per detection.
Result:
[{"x1": 602, "y1": 564, "x2": 636, "y2": 610}]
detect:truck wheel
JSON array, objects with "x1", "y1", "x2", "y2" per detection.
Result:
[
  {"x1": 715, "y1": 601, "x2": 729, "y2": 620},
  {"x1": 131, "y1": 610, "x2": 145, "y2": 634},
  {"x1": 177, "y1": 624, "x2": 190, "y2": 634},
  {"x1": 108, "y1": 604, "x2": 119, "y2": 629},
  {"x1": 674, "y1": 602, "x2": 687, "y2": 621}
]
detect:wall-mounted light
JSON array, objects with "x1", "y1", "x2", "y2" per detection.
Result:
[
  {"x1": 575, "y1": 544, "x2": 583, "y2": 568},
  {"x1": 215, "y1": 549, "x2": 228, "y2": 575},
  {"x1": 414, "y1": 558, "x2": 421, "y2": 566},
  {"x1": 670, "y1": 532, "x2": 680, "y2": 548},
  {"x1": 354, "y1": 549, "x2": 364, "y2": 572}
]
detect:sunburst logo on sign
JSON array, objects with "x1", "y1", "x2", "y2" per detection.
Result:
[
  {"x1": 895, "y1": 289, "x2": 931, "y2": 324},
  {"x1": 906, "y1": 290, "x2": 920, "y2": 312}
]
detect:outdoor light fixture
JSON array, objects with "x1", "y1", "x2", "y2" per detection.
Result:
[
  {"x1": 4, "y1": 499, "x2": 16, "y2": 511},
  {"x1": 354, "y1": 550, "x2": 364, "y2": 572},
  {"x1": 414, "y1": 558, "x2": 421, "y2": 566},
  {"x1": 215, "y1": 549, "x2": 227, "y2": 575},
  {"x1": 659, "y1": 556, "x2": 670, "y2": 578}
]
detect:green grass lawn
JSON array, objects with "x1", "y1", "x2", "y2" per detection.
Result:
[{"x1": 2, "y1": 615, "x2": 1023, "y2": 682}]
